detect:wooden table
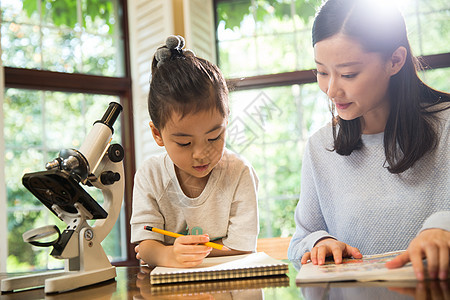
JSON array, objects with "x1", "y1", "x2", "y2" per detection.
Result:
[{"x1": 1, "y1": 264, "x2": 448, "y2": 299}]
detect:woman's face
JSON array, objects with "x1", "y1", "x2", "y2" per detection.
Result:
[{"x1": 314, "y1": 34, "x2": 395, "y2": 133}]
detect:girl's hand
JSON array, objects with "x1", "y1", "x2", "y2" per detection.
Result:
[
  {"x1": 171, "y1": 234, "x2": 212, "y2": 268},
  {"x1": 301, "y1": 238, "x2": 362, "y2": 265},
  {"x1": 385, "y1": 229, "x2": 450, "y2": 281}
]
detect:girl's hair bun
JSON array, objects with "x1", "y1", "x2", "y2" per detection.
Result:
[{"x1": 155, "y1": 35, "x2": 195, "y2": 68}]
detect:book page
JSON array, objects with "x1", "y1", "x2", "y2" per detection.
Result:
[{"x1": 297, "y1": 250, "x2": 418, "y2": 283}]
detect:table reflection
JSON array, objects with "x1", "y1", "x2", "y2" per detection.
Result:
[
  {"x1": 134, "y1": 264, "x2": 290, "y2": 299},
  {"x1": 300, "y1": 280, "x2": 450, "y2": 300},
  {"x1": 1, "y1": 265, "x2": 448, "y2": 299}
]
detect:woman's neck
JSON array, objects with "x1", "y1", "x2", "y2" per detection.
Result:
[{"x1": 361, "y1": 100, "x2": 390, "y2": 134}]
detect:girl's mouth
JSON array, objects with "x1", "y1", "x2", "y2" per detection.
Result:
[{"x1": 193, "y1": 164, "x2": 209, "y2": 172}]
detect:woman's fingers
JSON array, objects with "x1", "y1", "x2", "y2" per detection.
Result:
[
  {"x1": 301, "y1": 252, "x2": 311, "y2": 264},
  {"x1": 438, "y1": 245, "x2": 449, "y2": 280}
]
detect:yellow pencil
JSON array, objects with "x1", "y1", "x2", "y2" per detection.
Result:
[{"x1": 144, "y1": 226, "x2": 230, "y2": 251}]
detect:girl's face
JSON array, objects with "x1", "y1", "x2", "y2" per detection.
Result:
[
  {"x1": 314, "y1": 34, "x2": 400, "y2": 134},
  {"x1": 151, "y1": 108, "x2": 227, "y2": 184}
]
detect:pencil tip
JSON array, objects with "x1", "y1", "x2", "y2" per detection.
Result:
[{"x1": 222, "y1": 245, "x2": 231, "y2": 251}]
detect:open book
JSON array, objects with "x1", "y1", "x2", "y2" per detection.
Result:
[
  {"x1": 150, "y1": 252, "x2": 289, "y2": 285},
  {"x1": 296, "y1": 250, "x2": 418, "y2": 283}
]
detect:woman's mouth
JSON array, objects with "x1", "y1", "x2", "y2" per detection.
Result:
[
  {"x1": 335, "y1": 102, "x2": 351, "y2": 110},
  {"x1": 193, "y1": 164, "x2": 209, "y2": 172}
]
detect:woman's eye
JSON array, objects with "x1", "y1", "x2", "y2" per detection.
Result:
[
  {"x1": 315, "y1": 70, "x2": 327, "y2": 76},
  {"x1": 342, "y1": 73, "x2": 358, "y2": 79},
  {"x1": 176, "y1": 142, "x2": 190, "y2": 147}
]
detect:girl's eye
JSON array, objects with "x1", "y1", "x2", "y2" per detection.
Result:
[
  {"x1": 208, "y1": 134, "x2": 222, "y2": 142},
  {"x1": 342, "y1": 73, "x2": 358, "y2": 79},
  {"x1": 176, "y1": 142, "x2": 191, "y2": 147}
]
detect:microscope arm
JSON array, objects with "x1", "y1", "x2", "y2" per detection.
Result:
[{"x1": 90, "y1": 152, "x2": 125, "y2": 243}]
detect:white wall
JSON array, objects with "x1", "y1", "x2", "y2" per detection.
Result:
[
  {"x1": 0, "y1": 52, "x2": 7, "y2": 272},
  {"x1": 128, "y1": 0, "x2": 173, "y2": 168},
  {"x1": 183, "y1": 0, "x2": 217, "y2": 64}
]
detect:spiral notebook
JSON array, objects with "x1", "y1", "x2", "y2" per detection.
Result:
[{"x1": 150, "y1": 252, "x2": 289, "y2": 285}]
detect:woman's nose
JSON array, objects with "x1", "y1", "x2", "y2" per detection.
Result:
[{"x1": 327, "y1": 76, "x2": 339, "y2": 99}]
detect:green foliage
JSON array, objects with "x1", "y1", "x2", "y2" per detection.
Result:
[
  {"x1": 8, "y1": 209, "x2": 41, "y2": 267},
  {"x1": 22, "y1": 0, "x2": 116, "y2": 34},
  {"x1": 227, "y1": 84, "x2": 329, "y2": 238},
  {"x1": 216, "y1": 0, "x2": 322, "y2": 30}
]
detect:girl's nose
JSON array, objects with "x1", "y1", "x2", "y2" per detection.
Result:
[{"x1": 192, "y1": 144, "x2": 206, "y2": 160}]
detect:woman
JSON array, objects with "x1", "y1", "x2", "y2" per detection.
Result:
[{"x1": 288, "y1": 0, "x2": 449, "y2": 281}]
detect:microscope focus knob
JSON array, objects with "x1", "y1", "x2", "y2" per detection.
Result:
[
  {"x1": 100, "y1": 171, "x2": 121, "y2": 185},
  {"x1": 108, "y1": 144, "x2": 124, "y2": 163}
]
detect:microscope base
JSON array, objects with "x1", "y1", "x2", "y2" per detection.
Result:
[{"x1": 1, "y1": 266, "x2": 116, "y2": 294}]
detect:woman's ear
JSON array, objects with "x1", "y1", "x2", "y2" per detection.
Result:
[
  {"x1": 389, "y1": 46, "x2": 407, "y2": 76},
  {"x1": 149, "y1": 121, "x2": 164, "y2": 147}
]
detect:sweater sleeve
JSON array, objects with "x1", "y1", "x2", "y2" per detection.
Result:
[
  {"x1": 288, "y1": 139, "x2": 335, "y2": 261},
  {"x1": 420, "y1": 211, "x2": 450, "y2": 232}
]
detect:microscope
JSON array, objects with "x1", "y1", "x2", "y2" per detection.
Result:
[{"x1": 1, "y1": 102, "x2": 125, "y2": 294}]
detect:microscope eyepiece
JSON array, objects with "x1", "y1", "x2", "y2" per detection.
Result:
[{"x1": 96, "y1": 102, "x2": 123, "y2": 133}]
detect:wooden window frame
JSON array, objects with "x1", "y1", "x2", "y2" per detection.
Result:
[
  {"x1": 3, "y1": 0, "x2": 137, "y2": 266},
  {"x1": 226, "y1": 54, "x2": 450, "y2": 91}
]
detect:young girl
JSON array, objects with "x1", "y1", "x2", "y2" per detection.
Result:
[
  {"x1": 288, "y1": 0, "x2": 450, "y2": 281},
  {"x1": 130, "y1": 36, "x2": 259, "y2": 268}
]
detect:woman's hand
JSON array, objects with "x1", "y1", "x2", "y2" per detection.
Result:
[
  {"x1": 301, "y1": 238, "x2": 362, "y2": 265},
  {"x1": 386, "y1": 228, "x2": 450, "y2": 280}
]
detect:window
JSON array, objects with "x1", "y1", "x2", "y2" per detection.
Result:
[
  {"x1": 1, "y1": 0, "x2": 135, "y2": 272},
  {"x1": 215, "y1": 0, "x2": 450, "y2": 238}
]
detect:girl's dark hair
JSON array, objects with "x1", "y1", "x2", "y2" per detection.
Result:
[
  {"x1": 148, "y1": 51, "x2": 229, "y2": 130},
  {"x1": 312, "y1": 0, "x2": 450, "y2": 173}
]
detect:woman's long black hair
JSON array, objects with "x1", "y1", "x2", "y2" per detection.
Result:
[{"x1": 313, "y1": 0, "x2": 449, "y2": 173}]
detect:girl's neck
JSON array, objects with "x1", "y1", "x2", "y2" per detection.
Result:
[{"x1": 175, "y1": 167, "x2": 210, "y2": 198}]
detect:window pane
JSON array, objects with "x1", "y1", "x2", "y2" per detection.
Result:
[
  {"x1": 420, "y1": 67, "x2": 450, "y2": 93},
  {"x1": 227, "y1": 84, "x2": 329, "y2": 237},
  {"x1": 216, "y1": 0, "x2": 450, "y2": 77},
  {"x1": 402, "y1": 0, "x2": 450, "y2": 56},
  {"x1": 216, "y1": 0, "x2": 321, "y2": 77},
  {"x1": 0, "y1": 0, "x2": 125, "y2": 77},
  {"x1": 4, "y1": 88, "x2": 125, "y2": 272},
  {"x1": 1, "y1": 23, "x2": 42, "y2": 69}
]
